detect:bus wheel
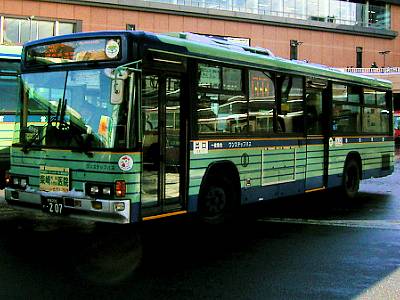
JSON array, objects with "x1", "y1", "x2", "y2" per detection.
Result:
[
  {"x1": 342, "y1": 159, "x2": 360, "y2": 199},
  {"x1": 199, "y1": 176, "x2": 235, "y2": 224}
]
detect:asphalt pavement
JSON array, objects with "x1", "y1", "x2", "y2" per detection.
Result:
[{"x1": 1, "y1": 157, "x2": 400, "y2": 299}]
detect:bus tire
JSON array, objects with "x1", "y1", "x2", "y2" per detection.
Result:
[
  {"x1": 342, "y1": 159, "x2": 360, "y2": 199},
  {"x1": 199, "y1": 176, "x2": 236, "y2": 224}
]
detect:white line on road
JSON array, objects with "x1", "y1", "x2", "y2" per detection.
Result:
[{"x1": 258, "y1": 218, "x2": 400, "y2": 230}]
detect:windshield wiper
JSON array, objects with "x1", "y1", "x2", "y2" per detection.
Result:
[{"x1": 21, "y1": 98, "x2": 66, "y2": 153}]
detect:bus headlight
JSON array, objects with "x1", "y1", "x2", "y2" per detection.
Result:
[
  {"x1": 102, "y1": 187, "x2": 111, "y2": 196},
  {"x1": 85, "y1": 182, "x2": 113, "y2": 198},
  {"x1": 8, "y1": 175, "x2": 29, "y2": 189},
  {"x1": 90, "y1": 185, "x2": 99, "y2": 195},
  {"x1": 20, "y1": 178, "x2": 27, "y2": 188}
]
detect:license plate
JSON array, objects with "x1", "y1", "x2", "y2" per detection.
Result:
[{"x1": 41, "y1": 197, "x2": 64, "y2": 215}]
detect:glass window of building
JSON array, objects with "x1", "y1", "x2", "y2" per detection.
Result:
[
  {"x1": 58, "y1": 22, "x2": 75, "y2": 36},
  {"x1": 258, "y1": 0, "x2": 272, "y2": 14},
  {"x1": 3, "y1": 18, "x2": 19, "y2": 44},
  {"x1": 38, "y1": 21, "x2": 54, "y2": 39},
  {"x1": 1, "y1": 16, "x2": 75, "y2": 44},
  {"x1": 369, "y1": 2, "x2": 389, "y2": 29},
  {"x1": 142, "y1": 0, "x2": 390, "y2": 30}
]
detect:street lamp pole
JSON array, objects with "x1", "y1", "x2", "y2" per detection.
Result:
[
  {"x1": 290, "y1": 40, "x2": 303, "y2": 60},
  {"x1": 378, "y1": 50, "x2": 391, "y2": 68}
]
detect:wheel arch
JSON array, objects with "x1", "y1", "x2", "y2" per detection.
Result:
[{"x1": 199, "y1": 160, "x2": 241, "y2": 204}]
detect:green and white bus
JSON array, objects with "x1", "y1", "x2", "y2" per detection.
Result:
[
  {"x1": 5, "y1": 31, "x2": 394, "y2": 223},
  {"x1": 0, "y1": 45, "x2": 21, "y2": 188}
]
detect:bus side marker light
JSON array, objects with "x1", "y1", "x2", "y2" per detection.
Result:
[
  {"x1": 92, "y1": 201, "x2": 103, "y2": 210},
  {"x1": 114, "y1": 202, "x2": 125, "y2": 211},
  {"x1": 4, "y1": 172, "x2": 11, "y2": 186},
  {"x1": 115, "y1": 180, "x2": 126, "y2": 197}
]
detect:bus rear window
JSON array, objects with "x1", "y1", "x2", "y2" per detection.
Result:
[
  {"x1": 0, "y1": 75, "x2": 19, "y2": 113},
  {"x1": 25, "y1": 38, "x2": 121, "y2": 66}
]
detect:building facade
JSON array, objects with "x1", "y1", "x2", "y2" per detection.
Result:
[{"x1": 0, "y1": 0, "x2": 399, "y2": 68}]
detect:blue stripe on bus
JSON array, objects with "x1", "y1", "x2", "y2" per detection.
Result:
[
  {"x1": 193, "y1": 139, "x2": 303, "y2": 150},
  {"x1": 0, "y1": 53, "x2": 20, "y2": 58},
  {"x1": 191, "y1": 136, "x2": 391, "y2": 150}
]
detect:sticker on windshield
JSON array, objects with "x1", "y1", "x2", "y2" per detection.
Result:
[
  {"x1": 118, "y1": 155, "x2": 133, "y2": 171},
  {"x1": 105, "y1": 39, "x2": 120, "y2": 59}
]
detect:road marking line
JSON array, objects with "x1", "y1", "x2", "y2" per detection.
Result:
[{"x1": 258, "y1": 218, "x2": 400, "y2": 230}]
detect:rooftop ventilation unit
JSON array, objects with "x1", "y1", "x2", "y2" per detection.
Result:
[{"x1": 164, "y1": 32, "x2": 274, "y2": 57}]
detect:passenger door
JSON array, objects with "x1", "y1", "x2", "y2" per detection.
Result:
[
  {"x1": 305, "y1": 79, "x2": 329, "y2": 191},
  {"x1": 141, "y1": 74, "x2": 186, "y2": 215}
]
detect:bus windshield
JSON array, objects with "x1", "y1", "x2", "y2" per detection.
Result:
[{"x1": 18, "y1": 68, "x2": 128, "y2": 150}]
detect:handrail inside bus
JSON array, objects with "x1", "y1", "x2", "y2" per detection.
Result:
[{"x1": 115, "y1": 59, "x2": 142, "y2": 76}]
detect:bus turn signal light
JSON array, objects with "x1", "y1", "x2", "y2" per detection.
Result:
[{"x1": 115, "y1": 180, "x2": 126, "y2": 197}]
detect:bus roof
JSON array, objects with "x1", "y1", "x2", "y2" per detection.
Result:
[
  {"x1": 23, "y1": 30, "x2": 392, "y2": 90},
  {"x1": 0, "y1": 45, "x2": 22, "y2": 60}
]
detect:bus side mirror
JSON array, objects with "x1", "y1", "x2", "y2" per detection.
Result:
[
  {"x1": 107, "y1": 67, "x2": 129, "y2": 105},
  {"x1": 111, "y1": 79, "x2": 124, "y2": 104}
]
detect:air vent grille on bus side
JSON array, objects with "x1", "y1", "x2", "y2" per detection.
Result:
[{"x1": 382, "y1": 154, "x2": 390, "y2": 170}]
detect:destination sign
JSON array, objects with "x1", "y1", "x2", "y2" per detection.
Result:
[{"x1": 25, "y1": 38, "x2": 121, "y2": 65}]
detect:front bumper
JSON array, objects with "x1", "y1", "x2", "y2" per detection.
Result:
[{"x1": 5, "y1": 188, "x2": 131, "y2": 224}]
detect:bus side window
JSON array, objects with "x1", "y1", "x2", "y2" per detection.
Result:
[
  {"x1": 196, "y1": 63, "x2": 246, "y2": 135},
  {"x1": 248, "y1": 70, "x2": 275, "y2": 134},
  {"x1": 279, "y1": 75, "x2": 304, "y2": 134},
  {"x1": 332, "y1": 83, "x2": 361, "y2": 133}
]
